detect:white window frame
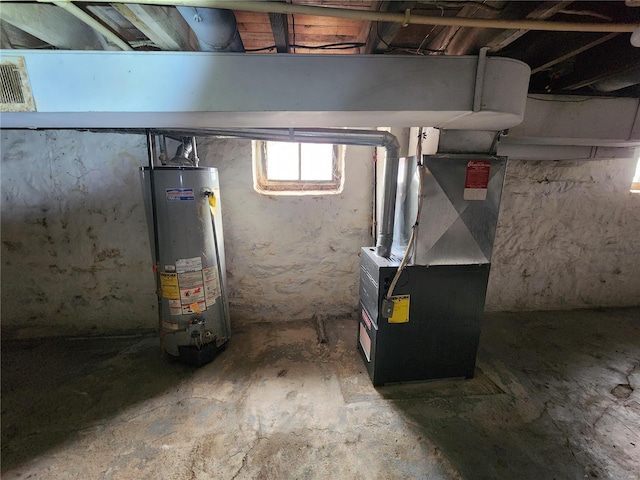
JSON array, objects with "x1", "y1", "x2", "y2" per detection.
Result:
[{"x1": 252, "y1": 140, "x2": 345, "y2": 195}]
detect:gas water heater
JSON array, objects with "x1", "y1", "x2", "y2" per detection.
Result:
[{"x1": 141, "y1": 165, "x2": 230, "y2": 365}]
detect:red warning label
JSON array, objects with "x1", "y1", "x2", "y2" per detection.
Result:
[
  {"x1": 180, "y1": 286, "x2": 205, "y2": 304},
  {"x1": 464, "y1": 161, "x2": 491, "y2": 201},
  {"x1": 464, "y1": 161, "x2": 491, "y2": 189}
]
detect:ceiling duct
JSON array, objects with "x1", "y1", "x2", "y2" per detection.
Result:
[
  {"x1": 591, "y1": 66, "x2": 640, "y2": 92},
  {"x1": 176, "y1": 6, "x2": 244, "y2": 52}
]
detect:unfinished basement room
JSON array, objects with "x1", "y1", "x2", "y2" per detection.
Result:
[{"x1": 1, "y1": 1, "x2": 639, "y2": 479}]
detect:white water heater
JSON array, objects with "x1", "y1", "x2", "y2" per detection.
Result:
[{"x1": 141, "y1": 166, "x2": 230, "y2": 365}]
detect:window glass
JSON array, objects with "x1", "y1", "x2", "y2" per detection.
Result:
[
  {"x1": 265, "y1": 142, "x2": 299, "y2": 180},
  {"x1": 253, "y1": 140, "x2": 344, "y2": 195},
  {"x1": 632, "y1": 154, "x2": 640, "y2": 193},
  {"x1": 300, "y1": 143, "x2": 334, "y2": 181}
]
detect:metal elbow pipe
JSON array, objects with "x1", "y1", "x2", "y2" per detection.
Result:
[
  {"x1": 153, "y1": 127, "x2": 400, "y2": 258},
  {"x1": 176, "y1": 6, "x2": 244, "y2": 52},
  {"x1": 375, "y1": 134, "x2": 400, "y2": 258}
]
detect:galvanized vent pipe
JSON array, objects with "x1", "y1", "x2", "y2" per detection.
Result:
[
  {"x1": 153, "y1": 127, "x2": 400, "y2": 257},
  {"x1": 176, "y1": 6, "x2": 244, "y2": 52}
]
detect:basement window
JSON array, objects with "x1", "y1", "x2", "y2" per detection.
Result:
[
  {"x1": 253, "y1": 141, "x2": 344, "y2": 195},
  {"x1": 631, "y1": 154, "x2": 640, "y2": 193}
]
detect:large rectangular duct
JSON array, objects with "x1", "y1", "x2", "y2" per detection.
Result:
[{"x1": 392, "y1": 155, "x2": 506, "y2": 265}]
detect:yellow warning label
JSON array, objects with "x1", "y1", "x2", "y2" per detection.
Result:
[
  {"x1": 160, "y1": 272, "x2": 180, "y2": 300},
  {"x1": 388, "y1": 295, "x2": 410, "y2": 323}
]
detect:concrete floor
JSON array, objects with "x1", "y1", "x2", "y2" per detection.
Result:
[{"x1": 1, "y1": 308, "x2": 639, "y2": 479}]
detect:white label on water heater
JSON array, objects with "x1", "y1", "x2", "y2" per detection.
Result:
[
  {"x1": 168, "y1": 299, "x2": 182, "y2": 316},
  {"x1": 176, "y1": 257, "x2": 202, "y2": 273},
  {"x1": 166, "y1": 188, "x2": 195, "y2": 201},
  {"x1": 203, "y1": 266, "x2": 221, "y2": 306}
]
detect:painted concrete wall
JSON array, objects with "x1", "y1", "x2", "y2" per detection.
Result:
[
  {"x1": 1, "y1": 130, "x2": 639, "y2": 338},
  {"x1": 198, "y1": 138, "x2": 375, "y2": 323},
  {"x1": 485, "y1": 157, "x2": 640, "y2": 311},
  {"x1": 1, "y1": 130, "x2": 155, "y2": 337},
  {"x1": 0, "y1": 131, "x2": 374, "y2": 336}
]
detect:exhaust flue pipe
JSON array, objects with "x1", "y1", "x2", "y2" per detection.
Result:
[
  {"x1": 177, "y1": 6, "x2": 244, "y2": 52},
  {"x1": 153, "y1": 127, "x2": 400, "y2": 257}
]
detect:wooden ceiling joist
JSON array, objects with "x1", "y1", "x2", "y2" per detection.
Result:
[
  {"x1": 364, "y1": 1, "x2": 415, "y2": 54},
  {"x1": 269, "y1": 13, "x2": 290, "y2": 53},
  {"x1": 530, "y1": 32, "x2": 619, "y2": 75},
  {"x1": 1, "y1": 3, "x2": 107, "y2": 50},
  {"x1": 111, "y1": 3, "x2": 196, "y2": 51},
  {"x1": 486, "y1": 1, "x2": 574, "y2": 52}
]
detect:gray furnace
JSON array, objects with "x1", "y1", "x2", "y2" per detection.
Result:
[{"x1": 358, "y1": 154, "x2": 506, "y2": 385}]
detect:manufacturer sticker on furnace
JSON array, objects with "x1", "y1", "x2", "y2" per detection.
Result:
[{"x1": 463, "y1": 160, "x2": 491, "y2": 201}]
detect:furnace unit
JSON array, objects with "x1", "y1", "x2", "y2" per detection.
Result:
[
  {"x1": 141, "y1": 165, "x2": 230, "y2": 365},
  {"x1": 358, "y1": 154, "x2": 505, "y2": 385}
]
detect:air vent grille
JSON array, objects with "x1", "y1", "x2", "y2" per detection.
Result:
[
  {"x1": 0, "y1": 57, "x2": 36, "y2": 112},
  {"x1": 1, "y1": 63, "x2": 26, "y2": 104}
]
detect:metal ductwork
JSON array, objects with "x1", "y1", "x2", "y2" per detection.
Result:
[
  {"x1": 153, "y1": 127, "x2": 400, "y2": 257},
  {"x1": 176, "y1": 6, "x2": 244, "y2": 52},
  {"x1": 169, "y1": 136, "x2": 200, "y2": 166},
  {"x1": 591, "y1": 66, "x2": 640, "y2": 92}
]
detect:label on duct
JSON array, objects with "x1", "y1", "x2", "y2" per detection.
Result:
[{"x1": 463, "y1": 161, "x2": 491, "y2": 201}]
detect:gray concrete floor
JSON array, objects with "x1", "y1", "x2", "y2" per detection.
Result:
[{"x1": 1, "y1": 308, "x2": 639, "y2": 479}]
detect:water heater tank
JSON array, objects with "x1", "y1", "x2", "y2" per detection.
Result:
[{"x1": 141, "y1": 166, "x2": 230, "y2": 365}]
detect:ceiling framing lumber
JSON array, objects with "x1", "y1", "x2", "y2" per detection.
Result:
[
  {"x1": 269, "y1": 12, "x2": 290, "y2": 53},
  {"x1": 486, "y1": 1, "x2": 574, "y2": 52},
  {"x1": 111, "y1": 3, "x2": 196, "y2": 51},
  {"x1": 1, "y1": 3, "x2": 107, "y2": 50},
  {"x1": 530, "y1": 32, "x2": 619, "y2": 74},
  {"x1": 363, "y1": 1, "x2": 415, "y2": 54}
]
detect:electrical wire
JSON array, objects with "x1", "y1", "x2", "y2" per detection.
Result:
[
  {"x1": 383, "y1": 46, "x2": 446, "y2": 55},
  {"x1": 246, "y1": 42, "x2": 365, "y2": 52}
]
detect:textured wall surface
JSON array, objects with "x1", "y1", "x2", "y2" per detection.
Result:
[
  {"x1": 1, "y1": 132, "x2": 375, "y2": 335},
  {"x1": 2, "y1": 130, "x2": 639, "y2": 338},
  {"x1": 486, "y1": 158, "x2": 640, "y2": 311},
  {"x1": 199, "y1": 138, "x2": 374, "y2": 323},
  {"x1": 1, "y1": 130, "x2": 156, "y2": 337}
]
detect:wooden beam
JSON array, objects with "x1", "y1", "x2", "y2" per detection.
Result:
[
  {"x1": 0, "y1": 20, "x2": 50, "y2": 49},
  {"x1": 0, "y1": 3, "x2": 106, "y2": 50},
  {"x1": 530, "y1": 32, "x2": 619, "y2": 74},
  {"x1": 268, "y1": 12, "x2": 289, "y2": 53},
  {"x1": 486, "y1": 1, "x2": 574, "y2": 52},
  {"x1": 422, "y1": 2, "x2": 501, "y2": 56},
  {"x1": 547, "y1": 35, "x2": 640, "y2": 91},
  {"x1": 364, "y1": 1, "x2": 415, "y2": 54},
  {"x1": 86, "y1": 5, "x2": 144, "y2": 43},
  {"x1": 111, "y1": 4, "x2": 196, "y2": 51}
]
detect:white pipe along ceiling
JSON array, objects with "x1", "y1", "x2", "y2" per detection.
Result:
[{"x1": 23, "y1": 0, "x2": 640, "y2": 35}]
